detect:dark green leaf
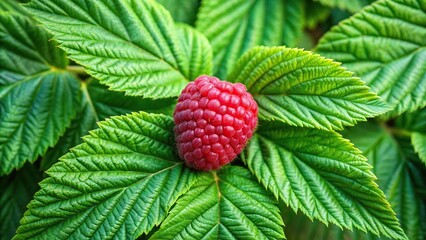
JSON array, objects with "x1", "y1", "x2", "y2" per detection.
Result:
[
  {"x1": 0, "y1": 13, "x2": 79, "y2": 175},
  {"x1": 0, "y1": 163, "x2": 41, "y2": 240},
  {"x1": 157, "y1": 0, "x2": 200, "y2": 25}
]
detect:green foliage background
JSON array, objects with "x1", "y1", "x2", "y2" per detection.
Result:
[{"x1": 0, "y1": 0, "x2": 425, "y2": 239}]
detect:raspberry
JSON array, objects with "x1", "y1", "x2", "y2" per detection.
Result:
[{"x1": 173, "y1": 75, "x2": 258, "y2": 171}]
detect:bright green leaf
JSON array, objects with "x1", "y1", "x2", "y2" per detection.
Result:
[
  {"x1": 15, "y1": 112, "x2": 196, "y2": 239},
  {"x1": 175, "y1": 23, "x2": 213, "y2": 81},
  {"x1": 0, "y1": 163, "x2": 41, "y2": 240},
  {"x1": 228, "y1": 46, "x2": 388, "y2": 130},
  {"x1": 157, "y1": 0, "x2": 200, "y2": 25},
  {"x1": 242, "y1": 121, "x2": 407, "y2": 240},
  {"x1": 0, "y1": 13, "x2": 80, "y2": 175},
  {"x1": 314, "y1": 0, "x2": 374, "y2": 13},
  {"x1": 151, "y1": 166, "x2": 285, "y2": 240},
  {"x1": 316, "y1": 0, "x2": 426, "y2": 118},
  {"x1": 25, "y1": 0, "x2": 211, "y2": 98},
  {"x1": 196, "y1": 0, "x2": 285, "y2": 78},
  {"x1": 343, "y1": 121, "x2": 426, "y2": 240}
]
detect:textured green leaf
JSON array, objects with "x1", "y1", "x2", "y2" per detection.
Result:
[
  {"x1": 316, "y1": 0, "x2": 426, "y2": 118},
  {"x1": 242, "y1": 121, "x2": 407, "y2": 240},
  {"x1": 228, "y1": 46, "x2": 388, "y2": 130},
  {"x1": 282, "y1": 0, "x2": 305, "y2": 47},
  {"x1": 15, "y1": 112, "x2": 196, "y2": 239},
  {"x1": 175, "y1": 23, "x2": 213, "y2": 81},
  {"x1": 315, "y1": 0, "x2": 374, "y2": 13},
  {"x1": 0, "y1": 13, "x2": 80, "y2": 175},
  {"x1": 41, "y1": 79, "x2": 176, "y2": 170},
  {"x1": 151, "y1": 166, "x2": 285, "y2": 240},
  {"x1": 157, "y1": 0, "x2": 200, "y2": 25},
  {"x1": 305, "y1": 0, "x2": 331, "y2": 29},
  {"x1": 196, "y1": 0, "x2": 285, "y2": 78},
  {"x1": 25, "y1": 0, "x2": 212, "y2": 98},
  {"x1": 343, "y1": 121, "x2": 426, "y2": 240},
  {"x1": 0, "y1": 163, "x2": 41, "y2": 240},
  {"x1": 412, "y1": 133, "x2": 426, "y2": 165},
  {"x1": 0, "y1": 0, "x2": 28, "y2": 15}
]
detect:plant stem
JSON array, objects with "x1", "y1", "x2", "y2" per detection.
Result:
[{"x1": 66, "y1": 65, "x2": 87, "y2": 75}]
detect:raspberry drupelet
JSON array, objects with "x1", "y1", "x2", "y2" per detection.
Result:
[{"x1": 173, "y1": 75, "x2": 258, "y2": 171}]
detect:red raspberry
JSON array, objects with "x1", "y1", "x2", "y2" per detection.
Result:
[{"x1": 174, "y1": 75, "x2": 258, "y2": 171}]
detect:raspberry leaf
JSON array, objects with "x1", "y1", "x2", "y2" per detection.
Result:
[
  {"x1": 157, "y1": 0, "x2": 199, "y2": 25},
  {"x1": 228, "y1": 46, "x2": 388, "y2": 130},
  {"x1": 241, "y1": 121, "x2": 407, "y2": 240},
  {"x1": 175, "y1": 24, "x2": 213, "y2": 82},
  {"x1": 0, "y1": 13, "x2": 80, "y2": 176},
  {"x1": 41, "y1": 79, "x2": 176, "y2": 170},
  {"x1": 316, "y1": 0, "x2": 426, "y2": 118},
  {"x1": 196, "y1": 0, "x2": 304, "y2": 79},
  {"x1": 25, "y1": 0, "x2": 212, "y2": 98},
  {"x1": 343, "y1": 122, "x2": 426, "y2": 240},
  {"x1": 0, "y1": 164, "x2": 41, "y2": 240},
  {"x1": 314, "y1": 0, "x2": 374, "y2": 13},
  {"x1": 150, "y1": 166, "x2": 285, "y2": 240},
  {"x1": 15, "y1": 112, "x2": 197, "y2": 239}
]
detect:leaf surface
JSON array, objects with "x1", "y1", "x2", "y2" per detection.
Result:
[
  {"x1": 196, "y1": 0, "x2": 304, "y2": 78},
  {"x1": 241, "y1": 121, "x2": 407, "y2": 239},
  {"x1": 343, "y1": 121, "x2": 426, "y2": 240},
  {"x1": 0, "y1": 13, "x2": 80, "y2": 175},
  {"x1": 0, "y1": 164, "x2": 41, "y2": 240},
  {"x1": 25, "y1": 0, "x2": 211, "y2": 98},
  {"x1": 151, "y1": 166, "x2": 285, "y2": 240},
  {"x1": 41, "y1": 79, "x2": 175, "y2": 170},
  {"x1": 157, "y1": 0, "x2": 199, "y2": 25},
  {"x1": 316, "y1": 0, "x2": 426, "y2": 118},
  {"x1": 228, "y1": 46, "x2": 388, "y2": 130},
  {"x1": 15, "y1": 112, "x2": 196, "y2": 239},
  {"x1": 315, "y1": 0, "x2": 374, "y2": 13}
]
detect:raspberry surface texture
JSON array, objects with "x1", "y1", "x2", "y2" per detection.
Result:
[{"x1": 174, "y1": 75, "x2": 258, "y2": 171}]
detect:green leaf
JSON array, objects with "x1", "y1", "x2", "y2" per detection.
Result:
[
  {"x1": 196, "y1": 0, "x2": 284, "y2": 78},
  {"x1": 305, "y1": 0, "x2": 331, "y2": 29},
  {"x1": 412, "y1": 133, "x2": 426, "y2": 165},
  {"x1": 241, "y1": 121, "x2": 407, "y2": 240},
  {"x1": 157, "y1": 0, "x2": 200, "y2": 25},
  {"x1": 228, "y1": 46, "x2": 388, "y2": 130},
  {"x1": 15, "y1": 112, "x2": 196, "y2": 239},
  {"x1": 316, "y1": 0, "x2": 426, "y2": 118},
  {"x1": 282, "y1": 0, "x2": 305, "y2": 47},
  {"x1": 0, "y1": 163, "x2": 41, "y2": 240},
  {"x1": 0, "y1": 13, "x2": 80, "y2": 175},
  {"x1": 150, "y1": 166, "x2": 285, "y2": 240},
  {"x1": 25, "y1": 0, "x2": 211, "y2": 98},
  {"x1": 0, "y1": 0, "x2": 28, "y2": 16},
  {"x1": 175, "y1": 23, "x2": 213, "y2": 81},
  {"x1": 395, "y1": 107, "x2": 426, "y2": 165},
  {"x1": 42, "y1": 79, "x2": 176, "y2": 170},
  {"x1": 343, "y1": 121, "x2": 426, "y2": 240},
  {"x1": 314, "y1": 0, "x2": 374, "y2": 13}
]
